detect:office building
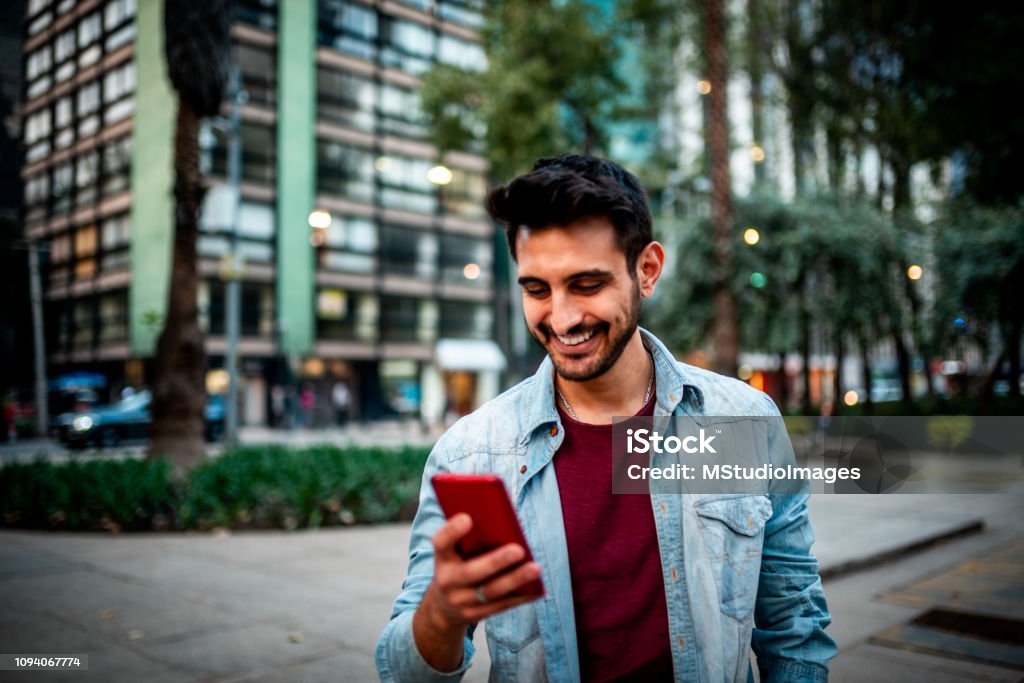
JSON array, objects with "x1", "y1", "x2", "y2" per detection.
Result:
[{"x1": 20, "y1": 0, "x2": 504, "y2": 425}]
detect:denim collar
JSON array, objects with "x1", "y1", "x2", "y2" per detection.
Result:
[{"x1": 516, "y1": 327, "x2": 705, "y2": 445}]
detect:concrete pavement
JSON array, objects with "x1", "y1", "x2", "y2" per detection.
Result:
[{"x1": 2, "y1": 493, "x2": 1022, "y2": 682}]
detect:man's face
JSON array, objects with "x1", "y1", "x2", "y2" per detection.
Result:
[{"x1": 516, "y1": 216, "x2": 642, "y2": 382}]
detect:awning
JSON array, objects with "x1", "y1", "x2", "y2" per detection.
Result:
[{"x1": 436, "y1": 338, "x2": 507, "y2": 372}]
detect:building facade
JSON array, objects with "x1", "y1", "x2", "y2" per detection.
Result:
[{"x1": 20, "y1": 0, "x2": 503, "y2": 426}]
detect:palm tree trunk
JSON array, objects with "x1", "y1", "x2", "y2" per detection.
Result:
[
  {"x1": 149, "y1": 99, "x2": 208, "y2": 467},
  {"x1": 706, "y1": 0, "x2": 738, "y2": 377}
]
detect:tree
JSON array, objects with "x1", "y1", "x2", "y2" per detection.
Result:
[
  {"x1": 933, "y1": 201, "x2": 1024, "y2": 407},
  {"x1": 419, "y1": 0, "x2": 623, "y2": 180},
  {"x1": 704, "y1": 0, "x2": 739, "y2": 377},
  {"x1": 149, "y1": 0, "x2": 232, "y2": 467}
]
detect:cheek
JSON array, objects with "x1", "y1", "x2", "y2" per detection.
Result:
[{"x1": 521, "y1": 297, "x2": 545, "y2": 327}]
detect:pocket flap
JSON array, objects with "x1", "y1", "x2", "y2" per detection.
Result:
[{"x1": 694, "y1": 496, "x2": 772, "y2": 536}]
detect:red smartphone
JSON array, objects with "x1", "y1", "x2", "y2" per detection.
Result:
[{"x1": 431, "y1": 473, "x2": 544, "y2": 598}]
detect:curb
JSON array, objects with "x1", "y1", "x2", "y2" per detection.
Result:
[{"x1": 819, "y1": 519, "x2": 985, "y2": 580}]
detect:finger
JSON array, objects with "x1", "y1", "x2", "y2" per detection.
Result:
[
  {"x1": 482, "y1": 561, "x2": 542, "y2": 600},
  {"x1": 432, "y1": 514, "x2": 472, "y2": 560},
  {"x1": 448, "y1": 562, "x2": 541, "y2": 609},
  {"x1": 457, "y1": 543, "x2": 526, "y2": 585},
  {"x1": 462, "y1": 591, "x2": 543, "y2": 623}
]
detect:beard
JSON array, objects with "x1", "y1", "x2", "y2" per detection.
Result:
[{"x1": 530, "y1": 282, "x2": 642, "y2": 383}]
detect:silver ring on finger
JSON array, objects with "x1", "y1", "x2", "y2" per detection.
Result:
[{"x1": 475, "y1": 585, "x2": 488, "y2": 604}]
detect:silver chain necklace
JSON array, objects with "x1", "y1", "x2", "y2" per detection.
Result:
[{"x1": 556, "y1": 353, "x2": 655, "y2": 422}]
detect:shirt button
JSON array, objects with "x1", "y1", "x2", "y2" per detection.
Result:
[
  {"x1": 520, "y1": 465, "x2": 527, "y2": 474},
  {"x1": 549, "y1": 426, "x2": 558, "y2": 436},
  {"x1": 671, "y1": 565, "x2": 677, "y2": 581},
  {"x1": 660, "y1": 502, "x2": 667, "y2": 514},
  {"x1": 678, "y1": 636, "x2": 685, "y2": 649}
]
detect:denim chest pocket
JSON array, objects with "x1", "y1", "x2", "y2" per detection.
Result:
[
  {"x1": 485, "y1": 604, "x2": 541, "y2": 651},
  {"x1": 485, "y1": 605, "x2": 544, "y2": 682},
  {"x1": 694, "y1": 495, "x2": 773, "y2": 621}
]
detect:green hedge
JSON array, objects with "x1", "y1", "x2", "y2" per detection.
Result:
[{"x1": 0, "y1": 445, "x2": 430, "y2": 532}]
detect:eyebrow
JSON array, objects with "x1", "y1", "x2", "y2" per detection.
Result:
[{"x1": 517, "y1": 269, "x2": 614, "y2": 286}]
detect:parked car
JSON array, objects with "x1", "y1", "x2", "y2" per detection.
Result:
[{"x1": 54, "y1": 390, "x2": 225, "y2": 448}]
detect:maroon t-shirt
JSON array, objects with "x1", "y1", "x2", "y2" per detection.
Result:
[{"x1": 553, "y1": 395, "x2": 673, "y2": 682}]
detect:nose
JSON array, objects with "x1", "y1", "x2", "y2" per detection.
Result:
[{"x1": 549, "y1": 290, "x2": 584, "y2": 336}]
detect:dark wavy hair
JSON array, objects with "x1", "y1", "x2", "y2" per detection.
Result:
[{"x1": 485, "y1": 154, "x2": 654, "y2": 270}]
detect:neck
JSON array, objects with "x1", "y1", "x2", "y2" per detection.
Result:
[{"x1": 555, "y1": 331, "x2": 653, "y2": 425}]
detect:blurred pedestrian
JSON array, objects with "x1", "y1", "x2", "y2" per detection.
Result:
[
  {"x1": 331, "y1": 381, "x2": 351, "y2": 427},
  {"x1": 299, "y1": 384, "x2": 315, "y2": 428},
  {"x1": 270, "y1": 384, "x2": 285, "y2": 427}
]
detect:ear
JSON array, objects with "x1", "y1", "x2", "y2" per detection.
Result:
[{"x1": 636, "y1": 241, "x2": 665, "y2": 298}]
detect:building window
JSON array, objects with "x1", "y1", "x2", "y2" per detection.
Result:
[
  {"x1": 54, "y1": 96, "x2": 73, "y2": 129},
  {"x1": 72, "y1": 299, "x2": 93, "y2": 348},
  {"x1": 211, "y1": 124, "x2": 277, "y2": 185},
  {"x1": 316, "y1": 140, "x2": 375, "y2": 204},
  {"x1": 98, "y1": 290, "x2": 129, "y2": 344},
  {"x1": 440, "y1": 300, "x2": 492, "y2": 339},
  {"x1": 236, "y1": 0, "x2": 278, "y2": 31},
  {"x1": 318, "y1": 0, "x2": 378, "y2": 60},
  {"x1": 75, "y1": 150, "x2": 100, "y2": 206},
  {"x1": 104, "y1": 62, "x2": 136, "y2": 103},
  {"x1": 380, "y1": 224, "x2": 437, "y2": 279},
  {"x1": 317, "y1": 68, "x2": 374, "y2": 131},
  {"x1": 320, "y1": 215, "x2": 377, "y2": 273},
  {"x1": 381, "y1": 295, "x2": 437, "y2": 343},
  {"x1": 102, "y1": 136, "x2": 132, "y2": 195},
  {"x1": 379, "y1": 16, "x2": 434, "y2": 75},
  {"x1": 24, "y1": 109, "x2": 51, "y2": 145},
  {"x1": 50, "y1": 234, "x2": 71, "y2": 264},
  {"x1": 316, "y1": 290, "x2": 377, "y2": 341},
  {"x1": 235, "y1": 43, "x2": 276, "y2": 106},
  {"x1": 25, "y1": 173, "x2": 50, "y2": 209},
  {"x1": 440, "y1": 233, "x2": 490, "y2": 285},
  {"x1": 26, "y1": 45, "x2": 52, "y2": 82},
  {"x1": 28, "y1": 0, "x2": 51, "y2": 16},
  {"x1": 104, "y1": 0, "x2": 137, "y2": 31},
  {"x1": 78, "y1": 12, "x2": 102, "y2": 48},
  {"x1": 442, "y1": 167, "x2": 487, "y2": 219},
  {"x1": 74, "y1": 225, "x2": 98, "y2": 279},
  {"x1": 377, "y1": 154, "x2": 437, "y2": 214},
  {"x1": 438, "y1": 33, "x2": 486, "y2": 72},
  {"x1": 101, "y1": 213, "x2": 131, "y2": 250},
  {"x1": 78, "y1": 81, "x2": 101, "y2": 116},
  {"x1": 28, "y1": 9, "x2": 53, "y2": 37},
  {"x1": 437, "y1": 0, "x2": 484, "y2": 29},
  {"x1": 52, "y1": 162, "x2": 73, "y2": 214},
  {"x1": 378, "y1": 82, "x2": 428, "y2": 139}
]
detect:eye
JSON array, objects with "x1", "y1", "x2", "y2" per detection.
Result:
[
  {"x1": 523, "y1": 285, "x2": 549, "y2": 298},
  {"x1": 573, "y1": 281, "x2": 605, "y2": 294}
]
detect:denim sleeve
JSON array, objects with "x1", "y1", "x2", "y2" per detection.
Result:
[
  {"x1": 751, "y1": 402, "x2": 837, "y2": 683},
  {"x1": 375, "y1": 446, "x2": 478, "y2": 682}
]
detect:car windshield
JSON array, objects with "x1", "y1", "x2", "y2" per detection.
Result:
[{"x1": 117, "y1": 390, "x2": 151, "y2": 411}]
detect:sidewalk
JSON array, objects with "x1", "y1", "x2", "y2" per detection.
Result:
[{"x1": 0, "y1": 494, "x2": 1020, "y2": 682}]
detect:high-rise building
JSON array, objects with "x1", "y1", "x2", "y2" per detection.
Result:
[{"x1": 20, "y1": 0, "x2": 503, "y2": 426}]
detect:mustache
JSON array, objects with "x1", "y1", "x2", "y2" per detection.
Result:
[{"x1": 535, "y1": 322, "x2": 607, "y2": 341}]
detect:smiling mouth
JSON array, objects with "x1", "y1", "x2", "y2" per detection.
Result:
[{"x1": 556, "y1": 329, "x2": 595, "y2": 347}]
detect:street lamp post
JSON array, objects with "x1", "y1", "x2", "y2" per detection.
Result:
[
  {"x1": 27, "y1": 239, "x2": 49, "y2": 437},
  {"x1": 224, "y1": 67, "x2": 246, "y2": 445}
]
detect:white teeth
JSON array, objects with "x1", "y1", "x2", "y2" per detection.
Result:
[{"x1": 557, "y1": 329, "x2": 594, "y2": 346}]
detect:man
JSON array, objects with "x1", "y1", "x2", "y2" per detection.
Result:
[{"x1": 377, "y1": 154, "x2": 836, "y2": 682}]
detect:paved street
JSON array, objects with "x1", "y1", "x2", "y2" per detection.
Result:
[{"x1": 2, "y1": 492, "x2": 1022, "y2": 682}]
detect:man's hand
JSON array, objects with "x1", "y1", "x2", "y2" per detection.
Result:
[{"x1": 412, "y1": 513, "x2": 543, "y2": 672}]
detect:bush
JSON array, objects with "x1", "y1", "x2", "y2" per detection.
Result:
[{"x1": 0, "y1": 445, "x2": 430, "y2": 532}]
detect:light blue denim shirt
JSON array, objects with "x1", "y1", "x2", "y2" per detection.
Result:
[{"x1": 376, "y1": 329, "x2": 837, "y2": 682}]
